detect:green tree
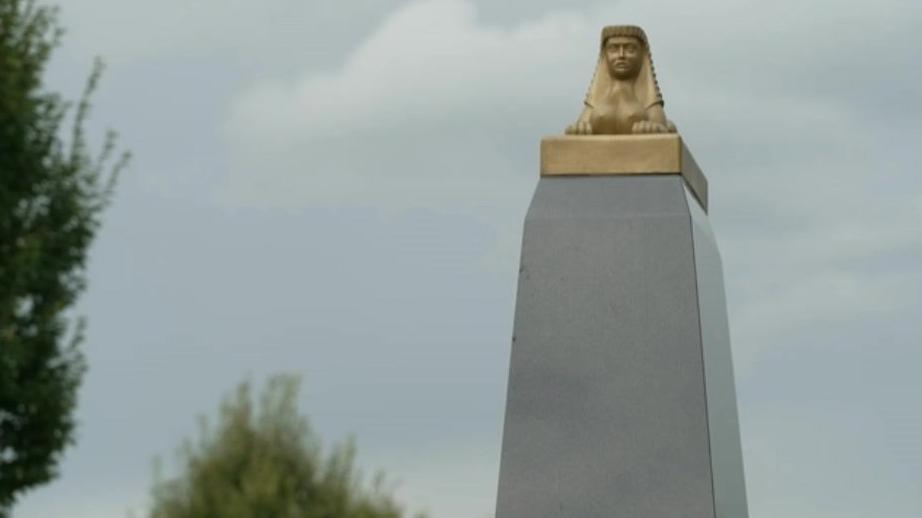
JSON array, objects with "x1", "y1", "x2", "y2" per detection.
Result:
[
  {"x1": 0, "y1": 0, "x2": 127, "y2": 514},
  {"x1": 150, "y1": 375, "x2": 421, "y2": 518}
]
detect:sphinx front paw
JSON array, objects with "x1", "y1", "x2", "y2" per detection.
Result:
[
  {"x1": 565, "y1": 121, "x2": 593, "y2": 135},
  {"x1": 631, "y1": 121, "x2": 672, "y2": 134}
]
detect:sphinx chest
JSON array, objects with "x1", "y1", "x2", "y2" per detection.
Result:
[{"x1": 590, "y1": 91, "x2": 646, "y2": 134}]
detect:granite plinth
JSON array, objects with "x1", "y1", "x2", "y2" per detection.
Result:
[{"x1": 494, "y1": 175, "x2": 747, "y2": 518}]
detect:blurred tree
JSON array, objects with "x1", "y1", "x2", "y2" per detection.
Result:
[
  {"x1": 149, "y1": 375, "x2": 421, "y2": 518},
  {"x1": 0, "y1": 0, "x2": 127, "y2": 515}
]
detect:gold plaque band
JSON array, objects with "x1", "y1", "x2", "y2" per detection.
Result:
[{"x1": 540, "y1": 134, "x2": 708, "y2": 211}]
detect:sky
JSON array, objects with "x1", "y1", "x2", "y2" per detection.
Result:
[{"x1": 13, "y1": 0, "x2": 922, "y2": 516}]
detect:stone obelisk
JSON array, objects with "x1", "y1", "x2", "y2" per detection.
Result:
[{"x1": 494, "y1": 26, "x2": 748, "y2": 518}]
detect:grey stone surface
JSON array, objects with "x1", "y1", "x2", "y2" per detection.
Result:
[
  {"x1": 687, "y1": 187, "x2": 749, "y2": 518},
  {"x1": 494, "y1": 175, "x2": 747, "y2": 518}
]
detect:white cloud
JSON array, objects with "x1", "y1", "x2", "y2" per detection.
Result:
[
  {"x1": 217, "y1": 0, "x2": 598, "y2": 213},
  {"x1": 226, "y1": 0, "x2": 589, "y2": 142}
]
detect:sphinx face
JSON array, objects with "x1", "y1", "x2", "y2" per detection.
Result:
[{"x1": 604, "y1": 36, "x2": 643, "y2": 80}]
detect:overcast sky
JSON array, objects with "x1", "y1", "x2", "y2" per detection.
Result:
[{"x1": 14, "y1": 0, "x2": 922, "y2": 516}]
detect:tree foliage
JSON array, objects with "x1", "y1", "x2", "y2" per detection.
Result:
[
  {"x1": 150, "y1": 375, "x2": 420, "y2": 518},
  {"x1": 0, "y1": 0, "x2": 126, "y2": 514}
]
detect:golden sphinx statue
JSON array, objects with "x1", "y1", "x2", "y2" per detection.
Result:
[
  {"x1": 566, "y1": 25, "x2": 676, "y2": 135},
  {"x1": 543, "y1": 25, "x2": 706, "y2": 208}
]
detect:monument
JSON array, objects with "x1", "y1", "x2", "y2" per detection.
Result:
[{"x1": 494, "y1": 26, "x2": 749, "y2": 517}]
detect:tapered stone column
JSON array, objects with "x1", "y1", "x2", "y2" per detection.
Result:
[{"x1": 494, "y1": 135, "x2": 748, "y2": 517}]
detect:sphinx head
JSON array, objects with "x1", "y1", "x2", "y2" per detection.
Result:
[
  {"x1": 604, "y1": 34, "x2": 645, "y2": 80},
  {"x1": 568, "y1": 25, "x2": 671, "y2": 135}
]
